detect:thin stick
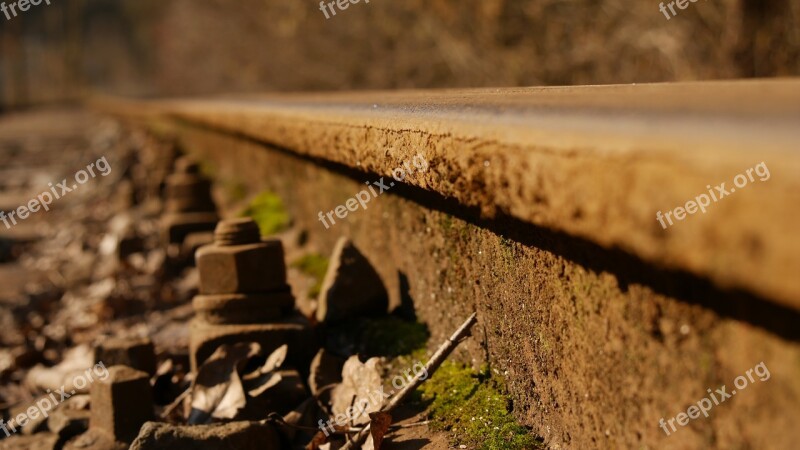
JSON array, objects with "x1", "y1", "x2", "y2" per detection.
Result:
[
  {"x1": 341, "y1": 312, "x2": 477, "y2": 450},
  {"x1": 160, "y1": 387, "x2": 190, "y2": 419},
  {"x1": 269, "y1": 415, "x2": 429, "y2": 436},
  {"x1": 388, "y1": 420, "x2": 430, "y2": 430},
  {"x1": 343, "y1": 420, "x2": 431, "y2": 433}
]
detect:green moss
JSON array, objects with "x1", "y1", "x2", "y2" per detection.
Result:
[
  {"x1": 291, "y1": 253, "x2": 329, "y2": 298},
  {"x1": 362, "y1": 317, "x2": 430, "y2": 357},
  {"x1": 499, "y1": 236, "x2": 516, "y2": 263},
  {"x1": 239, "y1": 191, "x2": 290, "y2": 236},
  {"x1": 440, "y1": 214, "x2": 454, "y2": 232},
  {"x1": 459, "y1": 221, "x2": 472, "y2": 242},
  {"x1": 419, "y1": 362, "x2": 542, "y2": 450},
  {"x1": 536, "y1": 330, "x2": 551, "y2": 353},
  {"x1": 438, "y1": 214, "x2": 468, "y2": 269}
]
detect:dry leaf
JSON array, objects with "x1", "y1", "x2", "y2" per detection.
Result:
[
  {"x1": 24, "y1": 344, "x2": 95, "y2": 393},
  {"x1": 305, "y1": 430, "x2": 331, "y2": 450},
  {"x1": 212, "y1": 368, "x2": 247, "y2": 419},
  {"x1": 241, "y1": 344, "x2": 288, "y2": 398},
  {"x1": 308, "y1": 349, "x2": 345, "y2": 397},
  {"x1": 245, "y1": 372, "x2": 283, "y2": 397},
  {"x1": 189, "y1": 342, "x2": 260, "y2": 423},
  {"x1": 261, "y1": 344, "x2": 287, "y2": 373},
  {"x1": 366, "y1": 411, "x2": 392, "y2": 450},
  {"x1": 330, "y1": 356, "x2": 384, "y2": 427}
]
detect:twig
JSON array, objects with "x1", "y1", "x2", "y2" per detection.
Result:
[
  {"x1": 389, "y1": 420, "x2": 430, "y2": 430},
  {"x1": 265, "y1": 413, "x2": 326, "y2": 432},
  {"x1": 345, "y1": 420, "x2": 431, "y2": 433},
  {"x1": 341, "y1": 312, "x2": 477, "y2": 449},
  {"x1": 160, "y1": 387, "x2": 190, "y2": 419},
  {"x1": 312, "y1": 383, "x2": 337, "y2": 416}
]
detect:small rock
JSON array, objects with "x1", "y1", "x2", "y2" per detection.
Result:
[
  {"x1": 62, "y1": 429, "x2": 126, "y2": 450},
  {"x1": 12, "y1": 347, "x2": 44, "y2": 370},
  {"x1": 13, "y1": 401, "x2": 50, "y2": 436},
  {"x1": 90, "y1": 366, "x2": 153, "y2": 444},
  {"x1": 94, "y1": 337, "x2": 157, "y2": 376},
  {"x1": 61, "y1": 395, "x2": 91, "y2": 412},
  {"x1": 48, "y1": 408, "x2": 90, "y2": 441},
  {"x1": 0, "y1": 432, "x2": 59, "y2": 450},
  {"x1": 118, "y1": 234, "x2": 144, "y2": 261},
  {"x1": 316, "y1": 238, "x2": 388, "y2": 323}
]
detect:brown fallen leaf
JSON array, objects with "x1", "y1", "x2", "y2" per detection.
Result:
[
  {"x1": 330, "y1": 356, "x2": 384, "y2": 427},
  {"x1": 188, "y1": 342, "x2": 260, "y2": 423},
  {"x1": 241, "y1": 343, "x2": 288, "y2": 398},
  {"x1": 365, "y1": 411, "x2": 392, "y2": 450},
  {"x1": 305, "y1": 430, "x2": 330, "y2": 450},
  {"x1": 308, "y1": 349, "x2": 345, "y2": 397},
  {"x1": 190, "y1": 343, "x2": 300, "y2": 424}
]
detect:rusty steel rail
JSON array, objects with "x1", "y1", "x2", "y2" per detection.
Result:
[{"x1": 95, "y1": 79, "x2": 800, "y2": 311}]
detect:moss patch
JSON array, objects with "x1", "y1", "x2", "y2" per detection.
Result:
[
  {"x1": 239, "y1": 191, "x2": 290, "y2": 235},
  {"x1": 362, "y1": 317, "x2": 430, "y2": 358},
  {"x1": 291, "y1": 253, "x2": 329, "y2": 298},
  {"x1": 419, "y1": 362, "x2": 541, "y2": 450}
]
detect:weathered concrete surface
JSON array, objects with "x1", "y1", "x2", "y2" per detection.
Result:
[
  {"x1": 96, "y1": 81, "x2": 800, "y2": 449},
  {"x1": 152, "y1": 129, "x2": 799, "y2": 450},
  {"x1": 100, "y1": 80, "x2": 800, "y2": 310}
]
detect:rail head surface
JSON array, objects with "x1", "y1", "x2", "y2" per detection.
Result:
[{"x1": 97, "y1": 79, "x2": 800, "y2": 310}]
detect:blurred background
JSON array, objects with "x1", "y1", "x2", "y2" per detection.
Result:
[{"x1": 0, "y1": 0, "x2": 799, "y2": 108}]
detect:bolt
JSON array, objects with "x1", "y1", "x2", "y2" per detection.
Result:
[{"x1": 213, "y1": 218, "x2": 261, "y2": 246}]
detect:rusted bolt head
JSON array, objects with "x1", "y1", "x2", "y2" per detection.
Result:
[
  {"x1": 196, "y1": 219, "x2": 287, "y2": 294},
  {"x1": 214, "y1": 218, "x2": 261, "y2": 246}
]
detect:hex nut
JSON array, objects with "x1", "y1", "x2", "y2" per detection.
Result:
[{"x1": 196, "y1": 240, "x2": 287, "y2": 295}]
